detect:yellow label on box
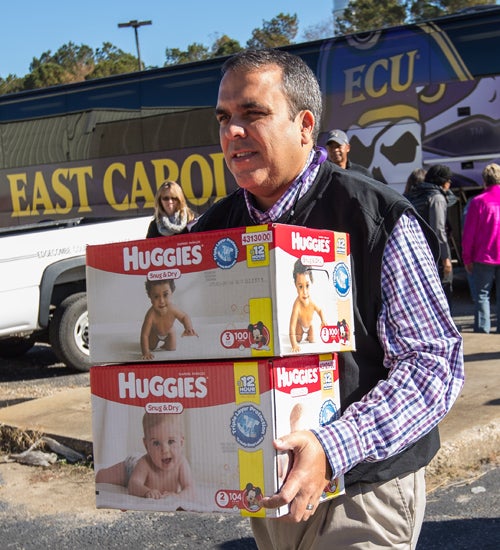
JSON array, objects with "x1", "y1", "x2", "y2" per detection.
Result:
[
  {"x1": 248, "y1": 297, "x2": 274, "y2": 356},
  {"x1": 234, "y1": 361, "x2": 261, "y2": 405},
  {"x1": 239, "y1": 449, "x2": 266, "y2": 517},
  {"x1": 245, "y1": 225, "x2": 271, "y2": 268}
]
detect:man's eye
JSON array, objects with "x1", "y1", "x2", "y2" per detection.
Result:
[{"x1": 247, "y1": 110, "x2": 265, "y2": 118}]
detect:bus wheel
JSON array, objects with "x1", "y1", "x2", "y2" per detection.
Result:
[{"x1": 49, "y1": 292, "x2": 91, "y2": 372}]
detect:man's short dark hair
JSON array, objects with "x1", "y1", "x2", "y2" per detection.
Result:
[{"x1": 221, "y1": 49, "x2": 323, "y2": 142}]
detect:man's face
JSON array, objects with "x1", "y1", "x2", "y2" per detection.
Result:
[
  {"x1": 216, "y1": 65, "x2": 313, "y2": 210},
  {"x1": 326, "y1": 140, "x2": 350, "y2": 168}
]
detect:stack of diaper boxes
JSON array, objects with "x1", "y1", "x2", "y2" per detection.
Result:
[{"x1": 87, "y1": 223, "x2": 355, "y2": 516}]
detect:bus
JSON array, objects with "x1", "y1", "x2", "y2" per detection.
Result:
[{"x1": 1, "y1": 5, "x2": 499, "y2": 248}]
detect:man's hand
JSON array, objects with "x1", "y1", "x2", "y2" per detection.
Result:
[{"x1": 261, "y1": 430, "x2": 332, "y2": 522}]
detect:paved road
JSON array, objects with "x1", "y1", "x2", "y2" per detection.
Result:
[
  {"x1": 418, "y1": 465, "x2": 500, "y2": 550},
  {"x1": 0, "y1": 466, "x2": 498, "y2": 549}
]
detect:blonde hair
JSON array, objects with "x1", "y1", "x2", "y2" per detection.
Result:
[
  {"x1": 154, "y1": 181, "x2": 195, "y2": 223},
  {"x1": 482, "y1": 163, "x2": 500, "y2": 187}
]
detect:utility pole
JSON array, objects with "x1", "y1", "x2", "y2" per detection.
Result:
[{"x1": 118, "y1": 19, "x2": 152, "y2": 71}]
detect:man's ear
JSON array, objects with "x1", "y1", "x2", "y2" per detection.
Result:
[{"x1": 300, "y1": 110, "x2": 315, "y2": 144}]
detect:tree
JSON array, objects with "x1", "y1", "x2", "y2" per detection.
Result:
[
  {"x1": 409, "y1": 0, "x2": 445, "y2": 21},
  {"x1": 23, "y1": 62, "x2": 69, "y2": 89},
  {"x1": 165, "y1": 43, "x2": 210, "y2": 66},
  {"x1": 22, "y1": 42, "x2": 94, "y2": 89},
  {"x1": 0, "y1": 75, "x2": 24, "y2": 95},
  {"x1": 90, "y1": 42, "x2": 138, "y2": 78},
  {"x1": 163, "y1": 13, "x2": 298, "y2": 67},
  {"x1": 28, "y1": 42, "x2": 95, "y2": 82},
  {"x1": 335, "y1": 0, "x2": 490, "y2": 33},
  {"x1": 302, "y1": 21, "x2": 333, "y2": 42},
  {"x1": 164, "y1": 35, "x2": 242, "y2": 66},
  {"x1": 210, "y1": 35, "x2": 243, "y2": 58},
  {"x1": 246, "y1": 12, "x2": 299, "y2": 49},
  {"x1": 335, "y1": 0, "x2": 406, "y2": 34},
  {"x1": 51, "y1": 42, "x2": 94, "y2": 80}
]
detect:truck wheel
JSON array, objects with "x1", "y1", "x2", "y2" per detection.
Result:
[
  {"x1": 0, "y1": 336, "x2": 35, "y2": 358},
  {"x1": 49, "y1": 292, "x2": 91, "y2": 372}
]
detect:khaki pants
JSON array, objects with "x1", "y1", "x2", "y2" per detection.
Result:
[{"x1": 251, "y1": 468, "x2": 426, "y2": 550}]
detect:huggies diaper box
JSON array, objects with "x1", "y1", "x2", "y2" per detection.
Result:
[
  {"x1": 91, "y1": 353, "x2": 344, "y2": 516},
  {"x1": 86, "y1": 224, "x2": 355, "y2": 364}
]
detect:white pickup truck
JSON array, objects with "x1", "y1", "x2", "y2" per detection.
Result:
[{"x1": 0, "y1": 216, "x2": 151, "y2": 371}]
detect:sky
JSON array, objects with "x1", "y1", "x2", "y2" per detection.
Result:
[{"x1": 1, "y1": 0, "x2": 337, "y2": 78}]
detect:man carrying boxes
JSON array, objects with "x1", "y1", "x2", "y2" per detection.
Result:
[
  {"x1": 88, "y1": 48, "x2": 464, "y2": 549},
  {"x1": 187, "y1": 49, "x2": 464, "y2": 549}
]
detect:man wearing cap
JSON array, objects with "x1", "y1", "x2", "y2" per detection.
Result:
[
  {"x1": 406, "y1": 164, "x2": 457, "y2": 304},
  {"x1": 325, "y1": 129, "x2": 373, "y2": 178}
]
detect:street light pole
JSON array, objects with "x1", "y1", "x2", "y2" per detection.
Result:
[{"x1": 118, "y1": 19, "x2": 152, "y2": 71}]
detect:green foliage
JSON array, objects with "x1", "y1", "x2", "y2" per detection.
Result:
[
  {"x1": 336, "y1": 0, "x2": 407, "y2": 34},
  {"x1": 29, "y1": 42, "x2": 95, "y2": 81},
  {"x1": 335, "y1": 0, "x2": 491, "y2": 33},
  {"x1": 165, "y1": 43, "x2": 210, "y2": 66},
  {"x1": 302, "y1": 21, "x2": 334, "y2": 42},
  {"x1": 246, "y1": 12, "x2": 299, "y2": 49},
  {"x1": 210, "y1": 35, "x2": 243, "y2": 58},
  {"x1": 23, "y1": 62, "x2": 69, "y2": 89},
  {"x1": 0, "y1": 74, "x2": 24, "y2": 95},
  {"x1": 91, "y1": 42, "x2": 138, "y2": 77}
]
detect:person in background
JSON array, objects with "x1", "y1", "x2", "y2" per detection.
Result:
[
  {"x1": 404, "y1": 168, "x2": 427, "y2": 197},
  {"x1": 461, "y1": 163, "x2": 500, "y2": 333},
  {"x1": 191, "y1": 48, "x2": 463, "y2": 548},
  {"x1": 406, "y1": 164, "x2": 457, "y2": 305},
  {"x1": 146, "y1": 180, "x2": 196, "y2": 238},
  {"x1": 325, "y1": 129, "x2": 373, "y2": 178}
]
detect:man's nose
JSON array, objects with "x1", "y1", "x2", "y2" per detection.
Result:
[{"x1": 224, "y1": 119, "x2": 246, "y2": 139}]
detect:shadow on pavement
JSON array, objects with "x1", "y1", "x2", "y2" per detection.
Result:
[
  {"x1": 464, "y1": 351, "x2": 500, "y2": 362},
  {"x1": 418, "y1": 517, "x2": 500, "y2": 549},
  {"x1": 217, "y1": 538, "x2": 257, "y2": 549}
]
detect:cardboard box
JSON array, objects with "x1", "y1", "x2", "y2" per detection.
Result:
[
  {"x1": 91, "y1": 353, "x2": 344, "y2": 516},
  {"x1": 86, "y1": 224, "x2": 355, "y2": 364}
]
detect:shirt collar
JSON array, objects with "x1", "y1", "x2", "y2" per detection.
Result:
[{"x1": 245, "y1": 147, "x2": 327, "y2": 223}]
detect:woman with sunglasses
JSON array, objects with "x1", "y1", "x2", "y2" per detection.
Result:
[{"x1": 146, "y1": 181, "x2": 197, "y2": 238}]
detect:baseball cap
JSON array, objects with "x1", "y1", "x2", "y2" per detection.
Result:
[{"x1": 326, "y1": 129, "x2": 349, "y2": 146}]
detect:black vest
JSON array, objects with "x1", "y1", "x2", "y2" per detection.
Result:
[{"x1": 192, "y1": 161, "x2": 441, "y2": 485}]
